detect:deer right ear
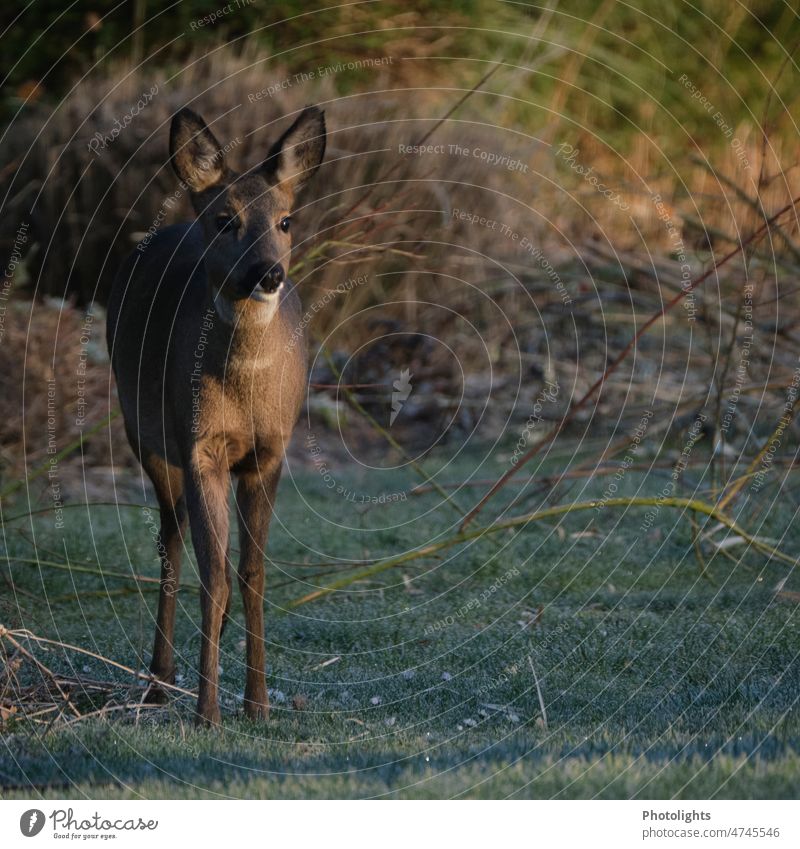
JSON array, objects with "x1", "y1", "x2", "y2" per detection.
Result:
[
  {"x1": 170, "y1": 109, "x2": 225, "y2": 192},
  {"x1": 262, "y1": 106, "x2": 326, "y2": 196}
]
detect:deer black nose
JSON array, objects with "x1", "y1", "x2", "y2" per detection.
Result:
[
  {"x1": 248, "y1": 262, "x2": 285, "y2": 295},
  {"x1": 266, "y1": 263, "x2": 285, "y2": 288}
]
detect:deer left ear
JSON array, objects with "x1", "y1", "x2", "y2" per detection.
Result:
[
  {"x1": 170, "y1": 108, "x2": 226, "y2": 193},
  {"x1": 263, "y1": 106, "x2": 326, "y2": 196}
]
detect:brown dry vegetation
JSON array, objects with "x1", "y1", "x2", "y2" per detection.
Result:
[
  {"x1": 2, "y1": 33, "x2": 800, "y2": 494},
  {"x1": 0, "y1": 298, "x2": 129, "y2": 499}
]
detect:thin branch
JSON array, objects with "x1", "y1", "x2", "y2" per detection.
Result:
[
  {"x1": 528, "y1": 655, "x2": 548, "y2": 730},
  {"x1": 0, "y1": 626, "x2": 196, "y2": 698},
  {"x1": 718, "y1": 388, "x2": 800, "y2": 510},
  {"x1": 287, "y1": 495, "x2": 793, "y2": 609}
]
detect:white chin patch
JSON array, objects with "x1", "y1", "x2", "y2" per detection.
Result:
[
  {"x1": 249, "y1": 288, "x2": 281, "y2": 324},
  {"x1": 213, "y1": 287, "x2": 281, "y2": 326}
]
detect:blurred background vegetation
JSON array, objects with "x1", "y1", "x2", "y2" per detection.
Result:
[
  {"x1": 4, "y1": 1, "x2": 797, "y2": 135},
  {"x1": 2, "y1": 0, "x2": 800, "y2": 490},
  {"x1": 2, "y1": 0, "x2": 799, "y2": 297}
]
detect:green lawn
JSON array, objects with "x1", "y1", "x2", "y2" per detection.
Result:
[{"x1": 1, "y1": 442, "x2": 799, "y2": 798}]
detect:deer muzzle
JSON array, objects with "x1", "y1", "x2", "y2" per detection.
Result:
[{"x1": 245, "y1": 261, "x2": 285, "y2": 298}]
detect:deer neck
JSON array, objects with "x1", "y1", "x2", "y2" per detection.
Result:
[{"x1": 204, "y1": 284, "x2": 288, "y2": 373}]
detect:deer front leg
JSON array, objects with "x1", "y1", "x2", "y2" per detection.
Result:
[
  {"x1": 147, "y1": 499, "x2": 187, "y2": 701},
  {"x1": 185, "y1": 458, "x2": 231, "y2": 726},
  {"x1": 140, "y1": 456, "x2": 187, "y2": 703},
  {"x1": 235, "y1": 461, "x2": 281, "y2": 720}
]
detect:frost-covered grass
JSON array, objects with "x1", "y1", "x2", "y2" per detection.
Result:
[{"x1": 2, "y1": 446, "x2": 799, "y2": 799}]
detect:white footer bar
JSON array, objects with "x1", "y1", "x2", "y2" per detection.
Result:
[{"x1": 2, "y1": 800, "x2": 797, "y2": 848}]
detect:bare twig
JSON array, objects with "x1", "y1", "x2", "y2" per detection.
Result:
[
  {"x1": 0, "y1": 626, "x2": 196, "y2": 698},
  {"x1": 287, "y1": 495, "x2": 794, "y2": 609},
  {"x1": 718, "y1": 387, "x2": 800, "y2": 510},
  {"x1": 528, "y1": 655, "x2": 548, "y2": 730}
]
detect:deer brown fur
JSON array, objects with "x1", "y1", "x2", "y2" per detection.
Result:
[{"x1": 106, "y1": 106, "x2": 326, "y2": 725}]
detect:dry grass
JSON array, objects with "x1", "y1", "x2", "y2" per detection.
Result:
[
  {"x1": 1, "y1": 7, "x2": 799, "y2": 799},
  {"x1": 2, "y1": 37, "x2": 800, "y2": 506},
  {"x1": 0, "y1": 298, "x2": 131, "y2": 495},
  {"x1": 5, "y1": 40, "x2": 798, "y2": 322}
]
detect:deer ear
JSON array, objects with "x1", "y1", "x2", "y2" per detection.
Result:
[
  {"x1": 170, "y1": 109, "x2": 225, "y2": 192},
  {"x1": 263, "y1": 106, "x2": 326, "y2": 196}
]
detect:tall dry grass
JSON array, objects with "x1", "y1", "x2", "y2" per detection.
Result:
[{"x1": 2, "y1": 31, "x2": 800, "y2": 485}]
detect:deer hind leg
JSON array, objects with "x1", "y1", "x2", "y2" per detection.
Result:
[
  {"x1": 220, "y1": 541, "x2": 233, "y2": 640},
  {"x1": 141, "y1": 454, "x2": 187, "y2": 702},
  {"x1": 235, "y1": 460, "x2": 282, "y2": 720}
]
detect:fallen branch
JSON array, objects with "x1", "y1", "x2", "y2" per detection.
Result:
[
  {"x1": 1, "y1": 627, "x2": 196, "y2": 698},
  {"x1": 0, "y1": 554, "x2": 164, "y2": 587},
  {"x1": 287, "y1": 495, "x2": 793, "y2": 609},
  {"x1": 717, "y1": 387, "x2": 800, "y2": 510},
  {"x1": 0, "y1": 624, "x2": 197, "y2": 729}
]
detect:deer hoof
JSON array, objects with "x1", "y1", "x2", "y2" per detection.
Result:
[
  {"x1": 144, "y1": 684, "x2": 170, "y2": 705},
  {"x1": 144, "y1": 668, "x2": 175, "y2": 704},
  {"x1": 195, "y1": 703, "x2": 222, "y2": 727},
  {"x1": 244, "y1": 697, "x2": 270, "y2": 721}
]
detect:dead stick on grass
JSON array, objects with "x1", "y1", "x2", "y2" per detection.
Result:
[
  {"x1": 287, "y1": 495, "x2": 794, "y2": 609},
  {"x1": 0, "y1": 629, "x2": 80, "y2": 718},
  {"x1": 717, "y1": 389, "x2": 800, "y2": 511},
  {"x1": 0, "y1": 626, "x2": 196, "y2": 699},
  {"x1": 528, "y1": 655, "x2": 548, "y2": 730},
  {"x1": 0, "y1": 412, "x2": 118, "y2": 499},
  {"x1": 60, "y1": 702, "x2": 163, "y2": 728},
  {"x1": 337, "y1": 63, "x2": 503, "y2": 223}
]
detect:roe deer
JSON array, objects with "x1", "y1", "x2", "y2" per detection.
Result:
[{"x1": 107, "y1": 106, "x2": 326, "y2": 725}]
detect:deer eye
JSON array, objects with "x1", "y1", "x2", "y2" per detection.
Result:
[
  {"x1": 216, "y1": 214, "x2": 240, "y2": 234},
  {"x1": 279, "y1": 216, "x2": 292, "y2": 233}
]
